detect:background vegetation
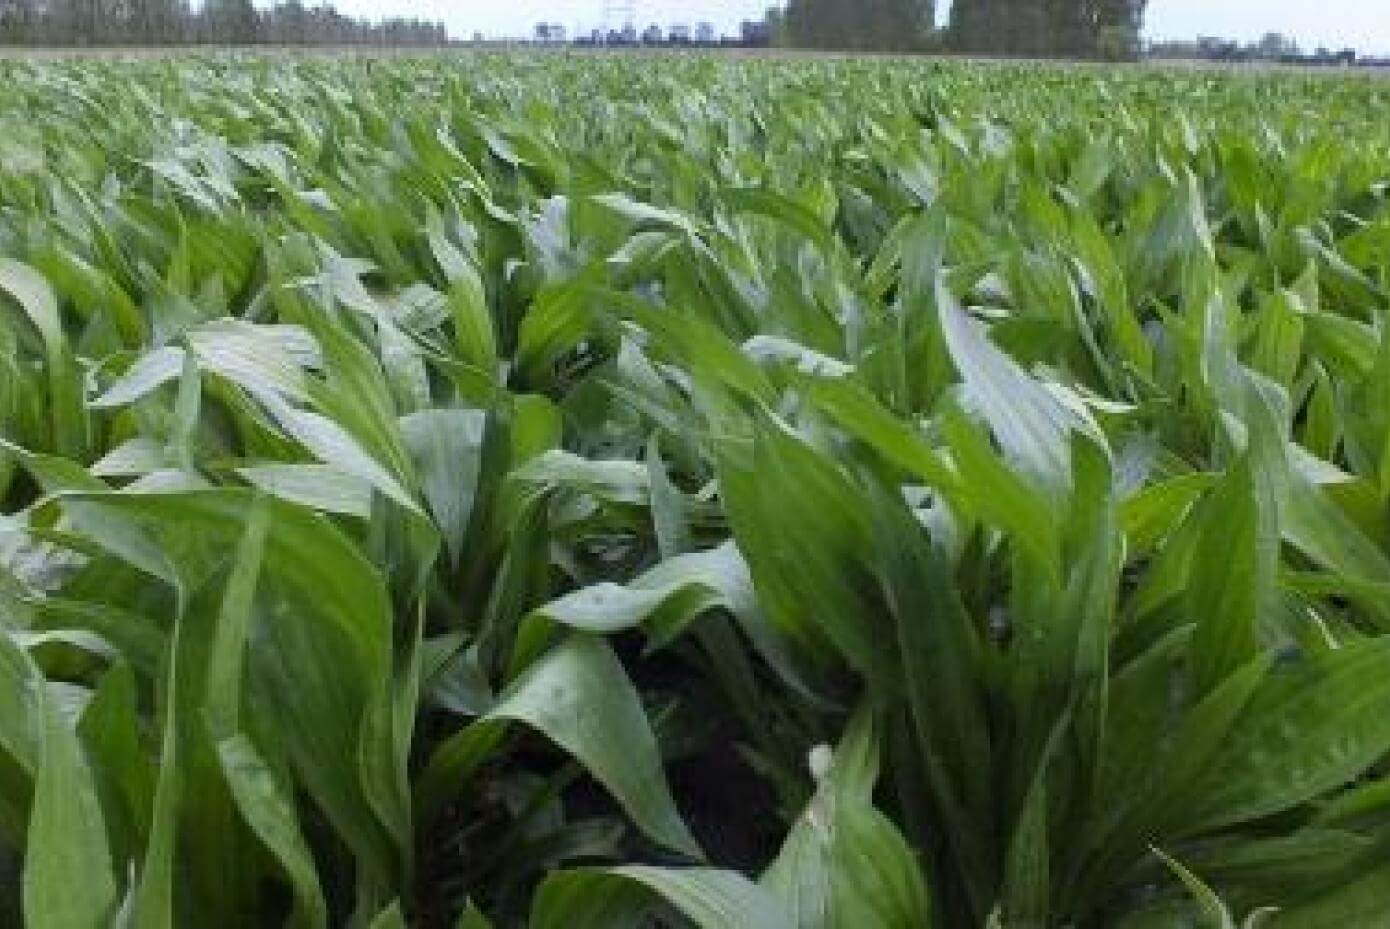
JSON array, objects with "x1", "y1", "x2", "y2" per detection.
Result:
[
  {"x1": 0, "y1": 0, "x2": 1147, "y2": 60},
  {"x1": 775, "y1": 0, "x2": 1145, "y2": 59},
  {"x1": 0, "y1": 0, "x2": 447, "y2": 48}
]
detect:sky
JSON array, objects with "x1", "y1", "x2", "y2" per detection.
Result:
[{"x1": 327, "y1": 0, "x2": 1390, "y2": 53}]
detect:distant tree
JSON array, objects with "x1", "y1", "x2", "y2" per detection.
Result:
[
  {"x1": 781, "y1": 0, "x2": 933, "y2": 51},
  {"x1": 1256, "y1": 31, "x2": 1297, "y2": 59},
  {"x1": 45, "y1": 0, "x2": 76, "y2": 43},
  {"x1": 950, "y1": 0, "x2": 1043, "y2": 56},
  {"x1": 268, "y1": 0, "x2": 307, "y2": 43},
  {"x1": 761, "y1": 7, "x2": 782, "y2": 45},
  {"x1": 878, "y1": 0, "x2": 935, "y2": 50},
  {"x1": 102, "y1": 0, "x2": 135, "y2": 43},
  {"x1": 950, "y1": 0, "x2": 1144, "y2": 60},
  {"x1": 206, "y1": 0, "x2": 256, "y2": 44},
  {"x1": 0, "y1": 1, "x2": 26, "y2": 42},
  {"x1": 1094, "y1": 0, "x2": 1144, "y2": 59}
]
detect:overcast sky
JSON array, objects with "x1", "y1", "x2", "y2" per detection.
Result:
[{"x1": 327, "y1": 1, "x2": 1390, "y2": 52}]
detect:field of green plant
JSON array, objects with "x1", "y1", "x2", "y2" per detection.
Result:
[{"x1": 2, "y1": 52, "x2": 1390, "y2": 928}]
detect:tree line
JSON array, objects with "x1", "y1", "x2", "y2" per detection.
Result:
[
  {"x1": 0, "y1": 0, "x2": 1144, "y2": 59},
  {"x1": 775, "y1": 0, "x2": 1146, "y2": 60},
  {"x1": 0, "y1": 0, "x2": 448, "y2": 47}
]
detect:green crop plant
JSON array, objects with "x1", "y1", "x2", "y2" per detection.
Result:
[{"x1": 1, "y1": 53, "x2": 1390, "y2": 928}]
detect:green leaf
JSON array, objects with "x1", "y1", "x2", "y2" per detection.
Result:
[
  {"x1": 941, "y1": 404, "x2": 1060, "y2": 576},
  {"x1": 90, "y1": 346, "x2": 186, "y2": 409},
  {"x1": 486, "y1": 635, "x2": 701, "y2": 858},
  {"x1": 216, "y1": 734, "x2": 328, "y2": 929},
  {"x1": 533, "y1": 866, "x2": 794, "y2": 929},
  {"x1": 23, "y1": 683, "x2": 116, "y2": 929},
  {"x1": 77, "y1": 662, "x2": 153, "y2": 877},
  {"x1": 721, "y1": 187, "x2": 834, "y2": 254},
  {"x1": 1180, "y1": 639, "x2": 1390, "y2": 836},
  {"x1": 255, "y1": 390, "x2": 424, "y2": 518},
  {"x1": 236, "y1": 464, "x2": 375, "y2": 519},
  {"x1": 938, "y1": 278, "x2": 1103, "y2": 505},
  {"x1": 453, "y1": 901, "x2": 493, "y2": 929},
  {"x1": 1121, "y1": 473, "x2": 1216, "y2": 556},
  {"x1": 1187, "y1": 456, "x2": 1278, "y2": 694},
  {"x1": 400, "y1": 408, "x2": 487, "y2": 566},
  {"x1": 878, "y1": 493, "x2": 995, "y2": 919},
  {"x1": 203, "y1": 498, "x2": 271, "y2": 740},
  {"x1": 1002, "y1": 728, "x2": 1061, "y2": 928},
  {"x1": 367, "y1": 900, "x2": 408, "y2": 929},
  {"x1": 1270, "y1": 862, "x2": 1390, "y2": 928},
  {"x1": 186, "y1": 319, "x2": 315, "y2": 403},
  {"x1": 716, "y1": 413, "x2": 891, "y2": 679},
  {"x1": 531, "y1": 541, "x2": 753, "y2": 647},
  {"x1": 445, "y1": 263, "x2": 499, "y2": 377},
  {"x1": 0, "y1": 630, "x2": 40, "y2": 779},
  {"x1": 807, "y1": 378, "x2": 960, "y2": 495},
  {"x1": 762, "y1": 706, "x2": 933, "y2": 929},
  {"x1": 1150, "y1": 847, "x2": 1237, "y2": 929},
  {"x1": 0, "y1": 259, "x2": 86, "y2": 458},
  {"x1": 132, "y1": 638, "x2": 180, "y2": 929}
]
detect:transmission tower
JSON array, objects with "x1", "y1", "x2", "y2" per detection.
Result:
[{"x1": 602, "y1": 0, "x2": 637, "y2": 32}]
